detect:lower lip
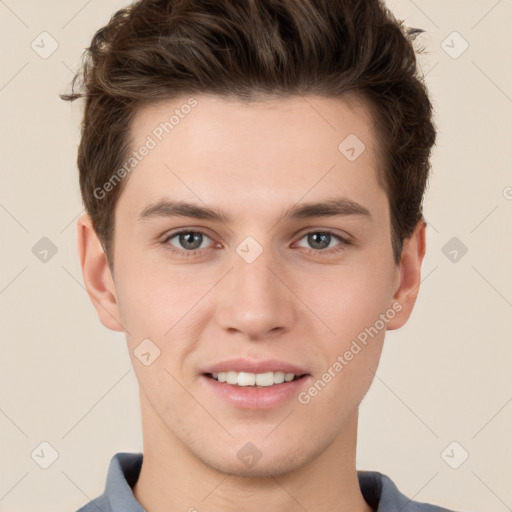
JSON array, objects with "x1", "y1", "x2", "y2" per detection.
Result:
[{"x1": 200, "y1": 374, "x2": 311, "y2": 410}]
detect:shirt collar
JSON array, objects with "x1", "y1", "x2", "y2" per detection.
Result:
[
  {"x1": 104, "y1": 452, "x2": 145, "y2": 512},
  {"x1": 102, "y1": 452, "x2": 450, "y2": 512}
]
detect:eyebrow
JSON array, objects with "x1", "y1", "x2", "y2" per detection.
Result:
[{"x1": 137, "y1": 197, "x2": 372, "y2": 225}]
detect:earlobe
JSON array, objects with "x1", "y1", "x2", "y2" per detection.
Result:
[
  {"x1": 76, "y1": 214, "x2": 125, "y2": 332},
  {"x1": 386, "y1": 220, "x2": 426, "y2": 331}
]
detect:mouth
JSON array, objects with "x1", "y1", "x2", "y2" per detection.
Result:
[
  {"x1": 199, "y1": 358, "x2": 311, "y2": 408},
  {"x1": 203, "y1": 371, "x2": 309, "y2": 388}
]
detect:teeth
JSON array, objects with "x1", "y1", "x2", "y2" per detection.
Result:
[
  {"x1": 227, "y1": 370, "x2": 241, "y2": 384},
  {"x1": 211, "y1": 371, "x2": 298, "y2": 387}
]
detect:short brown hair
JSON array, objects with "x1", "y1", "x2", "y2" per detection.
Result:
[{"x1": 61, "y1": 0, "x2": 436, "y2": 268}]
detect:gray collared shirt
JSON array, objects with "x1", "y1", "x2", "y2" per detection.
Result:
[{"x1": 75, "y1": 452, "x2": 458, "y2": 512}]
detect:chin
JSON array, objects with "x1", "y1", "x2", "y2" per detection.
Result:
[
  {"x1": 205, "y1": 455, "x2": 303, "y2": 479},
  {"x1": 193, "y1": 436, "x2": 316, "y2": 480}
]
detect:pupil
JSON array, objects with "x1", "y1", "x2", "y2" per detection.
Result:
[
  {"x1": 181, "y1": 232, "x2": 201, "y2": 250},
  {"x1": 309, "y1": 232, "x2": 330, "y2": 249}
]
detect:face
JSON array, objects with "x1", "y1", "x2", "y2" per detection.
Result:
[{"x1": 79, "y1": 93, "x2": 424, "y2": 478}]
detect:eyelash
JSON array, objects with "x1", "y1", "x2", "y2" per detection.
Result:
[{"x1": 161, "y1": 229, "x2": 351, "y2": 258}]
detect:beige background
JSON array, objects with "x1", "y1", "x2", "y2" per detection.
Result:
[{"x1": 1, "y1": 1, "x2": 511, "y2": 511}]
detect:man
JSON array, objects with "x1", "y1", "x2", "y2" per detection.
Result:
[{"x1": 61, "y1": 0, "x2": 458, "y2": 510}]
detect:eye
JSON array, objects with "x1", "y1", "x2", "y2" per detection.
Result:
[
  {"x1": 295, "y1": 230, "x2": 350, "y2": 255},
  {"x1": 163, "y1": 230, "x2": 216, "y2": 256}
]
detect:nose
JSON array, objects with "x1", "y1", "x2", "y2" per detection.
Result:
[{"x1": 215, "y1": 242, "x2": 297, "y2": 340}]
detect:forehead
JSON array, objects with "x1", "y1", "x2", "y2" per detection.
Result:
[
  {"x1": 130, "y1": 92, "x2": 379, "y2": 157},
  {"x1": 119, "y1": 93, "x2": 386, "y2": 220}
]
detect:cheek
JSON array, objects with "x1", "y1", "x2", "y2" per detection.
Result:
[
  {"x1": 113, "y1": 263, "x2": 196, "y2": 406},
  {"x1": 296, "y1": 264, "x2": 392, "y2": 414},
  {"x1": 297, "y1": 334, "x2": 384, "y2": 429},
  {"x1": 113, "y1": 254, "x2": 201, "y2": 336},
  {"x1": 301, "y1": 259, "x2": 395, "y2": 335}
]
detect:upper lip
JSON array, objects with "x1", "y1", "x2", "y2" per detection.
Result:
[{"x1": 200, "y1": 358, "x2": 309, "y2": 376}]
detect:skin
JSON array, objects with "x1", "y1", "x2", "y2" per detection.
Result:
[{"x1": 77, "y1": 93, "x2": 426, "y2": 512}]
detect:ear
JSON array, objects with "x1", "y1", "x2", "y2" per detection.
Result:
[
  {"x1": 76, "y1": 214, "x2": 124, "y2": 332},
  {"x1": 386, "y1": 219, "x2": 426, "y2": 330}
]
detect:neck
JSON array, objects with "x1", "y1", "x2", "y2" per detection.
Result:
[{"x1": 133, "y1": 392, "x2": 372, "y2": 512}]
